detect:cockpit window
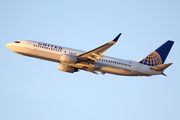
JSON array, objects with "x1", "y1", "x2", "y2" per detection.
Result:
[{"x1": 15, "y1": 41, "x2": 20, "y2": 43}]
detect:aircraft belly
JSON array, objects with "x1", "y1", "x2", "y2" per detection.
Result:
[{"x1": 98, "y1": 65, "x2": 148, "y2": 76}]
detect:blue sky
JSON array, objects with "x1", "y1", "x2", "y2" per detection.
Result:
[{"x1": 1, "y1": 0, "x2": 180, "y2": 120}]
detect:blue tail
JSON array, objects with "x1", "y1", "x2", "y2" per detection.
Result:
[{"x1": 139, "y1": 40, "x2": 174, "y2": 66}]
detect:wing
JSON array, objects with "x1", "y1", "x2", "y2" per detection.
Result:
[{"x1": 78, "y1": 33, "x2": 121, "y2": 61}]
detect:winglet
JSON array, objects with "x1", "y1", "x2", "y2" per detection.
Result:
[{"x1": 113, "y1": 33, "x2": 122, "y2": 42}]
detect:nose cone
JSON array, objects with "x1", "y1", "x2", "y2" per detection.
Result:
[
  {"x1": 6, "y1": 43, "x2": 11, "y2": 49},
  {"x1": 6, "y1": 43, "x2": 14, "y2": 51}
]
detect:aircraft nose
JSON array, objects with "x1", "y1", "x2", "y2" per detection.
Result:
[
  {"x1": 6, "y1": 43, "x2": 14, "y2": 51},
  {"x1": 6, "y1": 43, "x2": 11, "y2": 49}
]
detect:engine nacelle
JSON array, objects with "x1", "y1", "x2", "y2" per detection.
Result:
[
  {"x1": 58, "y1": 63, "x2": 78, "y2": 73},
  {"x1": 60, "y1": 54, "x2": 77, "y2": 64}
]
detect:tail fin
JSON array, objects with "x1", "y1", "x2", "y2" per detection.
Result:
[{"x1": 139, "y1": 40, "x2": 174, "y2": 66}]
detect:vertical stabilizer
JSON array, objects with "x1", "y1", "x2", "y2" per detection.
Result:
[{"x1": 139, "y1": 40, "x2": 174, "y2": 66}]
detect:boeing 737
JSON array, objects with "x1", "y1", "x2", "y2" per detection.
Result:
[{"x1": 6, "y1": 33, "x2": 174, "y2": 76}]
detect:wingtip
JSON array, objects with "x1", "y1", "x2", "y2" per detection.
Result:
[{"x1": 113, "y1": 33, "x2": 122, "y2": 42}]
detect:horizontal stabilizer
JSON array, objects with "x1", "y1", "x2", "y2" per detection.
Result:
[{"x1": 150, "y1": 63, "x2": 172, "y2": 71}]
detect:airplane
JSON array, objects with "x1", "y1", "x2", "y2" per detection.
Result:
[{"x1": 6, "y1": 33, "x2": 174, "y2": 77}]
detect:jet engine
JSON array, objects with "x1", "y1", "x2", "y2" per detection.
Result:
[
  {"x1": 58, "y1": 63, "x2": 78, "y2": 73},
  {"x1": 60, "y1": 54, "x2": 77, "y2": 64}
]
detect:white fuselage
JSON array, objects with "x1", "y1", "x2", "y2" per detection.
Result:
[{"x1": 6, "y1": 40, "x2": 162, "y2": 76}]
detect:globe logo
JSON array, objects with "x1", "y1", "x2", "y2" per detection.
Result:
[{"x1": 140, "y1": 51, "x2": 162, "y2": 66}]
